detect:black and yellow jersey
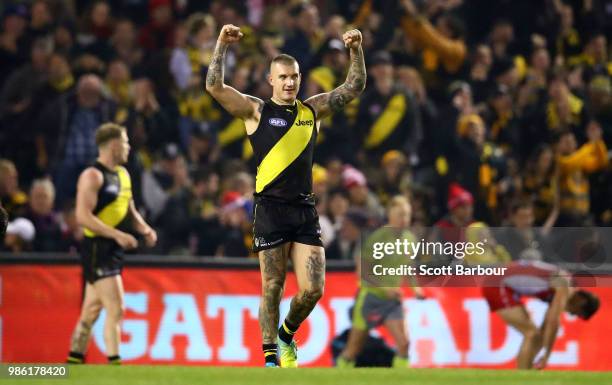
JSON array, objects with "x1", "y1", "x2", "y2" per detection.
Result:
[
  {"x1": 356, "y1": 86, "x2": 420, "y2": 160},
  {"x1": 83, "y1": 162, "x2": 133, "y2": 238},
  {"x1": 248, "y1": 99, "x2": 317, "y2": 205}
]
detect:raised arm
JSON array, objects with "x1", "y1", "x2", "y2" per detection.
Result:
[
  {"x1": 205, "y1": 24, "x2": 263, "y2": 121},
  {"x1": 305, "y1": 30, "x2": 367, "y2": 120}
]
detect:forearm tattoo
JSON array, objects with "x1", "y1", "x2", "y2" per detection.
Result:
[
  {"x1": 334, "y1": 47, "x2": 367, "y2": 105},
  {"x1": 307, "y1": 46, "x2": 366, "y2": 116},
  {"x1": 206, "y1": 42, "x2": 228, "y2": 88},
  {"x1": 259, "y1": 246, "x2": 287, "y2": 343},
  {"x1": 343, "y1": 46, "x2": 367, "y2": 94},
  {"x1": 70, "y1": 320, "x2": 92, "y2": 353}
]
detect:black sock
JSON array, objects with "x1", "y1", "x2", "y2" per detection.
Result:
[
  {"x1": 67, "y1": 351, "x2": 84, "y2": 364},
  {"x1": 263, "y1": 344, "x2": 278, "y2": 365},
  {"x1": 278, "y1": 319, "x2": 299, "y2": 344},
  {"x1": 107, "y1": 355, "x2": 121, "y2": 365}
]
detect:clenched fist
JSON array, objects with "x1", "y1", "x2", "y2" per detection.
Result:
[
  {"x1": 218, "y1": 24, "x2": 243, "y2": 44},
  {"x1": 342, "y1": 29, "x2": 362, "y2": 49}
]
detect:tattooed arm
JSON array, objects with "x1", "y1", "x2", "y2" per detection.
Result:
[
  {"x1": 205, "y1": 24, "x2": 263, "y2": 122},
  {"x1": 305, "y1": 29, "x2": 366, "y2": 120}
]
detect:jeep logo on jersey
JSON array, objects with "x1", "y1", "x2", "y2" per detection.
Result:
[
  {"x1": 269, "y1": 118, "x2": 287, "y2": 127},
  {"x1": 296, "y1": 120, "x2": 314, "y2": 126}
]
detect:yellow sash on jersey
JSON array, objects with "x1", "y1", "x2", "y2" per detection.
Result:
[
  {"x1": 255, "y1": 100, "x2": 315, "y2": 193},
  {"x1": 364, "y1": 93, "x2": 407, "y2": 149},
  {"x1": 84, "y1": 167, "x2": 132, "y2": 237}
]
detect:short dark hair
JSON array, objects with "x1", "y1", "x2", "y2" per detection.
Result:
[
  {"x1": 271, "y1": 54, "x2": 298, "y2": 67},
  {"x1": 95, "y1": 123, "x2": 126, "y2": 147},
  {"x1": 0, "y1": 205, "x2": 7, "y2": 241},
  {"x1": 575, "y1": 290, "x2": 600, "y2": 320}
]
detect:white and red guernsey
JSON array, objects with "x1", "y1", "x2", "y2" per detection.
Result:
[{"x1": 484, "y1": 261, "x2": 570, "y2": 312}]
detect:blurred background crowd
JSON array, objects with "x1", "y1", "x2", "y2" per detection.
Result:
[{"x1": 0, "y1": 0, "x2": 611, "y2": 259}]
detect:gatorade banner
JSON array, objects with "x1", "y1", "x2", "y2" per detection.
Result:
[{"x1": 1, "y1": 264, "x2": 611, "y2": 369}]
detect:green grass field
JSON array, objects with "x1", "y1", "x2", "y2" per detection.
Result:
[{"x1": 10, "y1": 366, "x2": 612, "y2": 385}]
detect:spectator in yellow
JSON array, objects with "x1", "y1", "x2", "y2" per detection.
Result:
[
  {"x1": 356, "y1": 51, "x2": 422, "y2": 165},
  {"x1": 170, "y1": 14, "x2": 221, "y2": 149},
  {"x1": 455, "y1": 113, "x2": 507, "y2": 223},
  {"x1": 464, "y1": 221, "x2": 511, "y2": 265},
  {"x1": 555, "y1": 121, "x2": 609, "y2": 226},
  {"x1": 523, "y1": 145, "x2": 559, "y2": 226},
  {"x1": 568, "y1": 33, "x2": 611, "y2": 77},
  {"x1": 399, "y1": 0, "x2": 466, "y2": 100},
  {"x1": 375, "y1": 150, "x2": 408, "y2": 207},
  {"x1": 546, "y1": 73, "x2": 588, "y2": 135}
]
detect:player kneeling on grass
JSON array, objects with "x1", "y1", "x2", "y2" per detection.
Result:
[
  {"x1": 337, "y1": 196, "x2": 424, "y2": 368},
  {"x1": 483, "y1": 261, "x2": 599, "y2": 369}
]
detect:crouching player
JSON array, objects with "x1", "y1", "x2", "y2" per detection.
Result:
[
  {"x1": 483, "y1": 261, "x2": 599, "y2": 369},
  {"x1": 337, "y1": 196, "x2": 424, "y2": 368}
]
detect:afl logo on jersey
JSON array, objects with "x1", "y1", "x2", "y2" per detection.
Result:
[
  {"x1": 105, "y1": 184, "x2": 119, "y2": 195},
  {"x1": 269, "y1": 118, "x2": 287, "y2": 127}
]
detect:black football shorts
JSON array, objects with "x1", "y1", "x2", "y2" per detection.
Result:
[
  {"x1": 80, "y1": 237, "x2": 124, "y2": 283},
  {"x1": 252, "y1": 197, "x2": 323, "y2": 252}
]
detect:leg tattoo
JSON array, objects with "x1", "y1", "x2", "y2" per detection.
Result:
[
  {"x1": 287, "y1": 249, "x2": 325, "y2": 325},
  {"x1": 259, "y1": 247, "x2": 287, "y2": 344},
  {"x1": 70, "y1": 320, "x2": 92, "y2": 353},
  {"x1": 306, "y1": 250, "x2": 325, "y2": 288}
]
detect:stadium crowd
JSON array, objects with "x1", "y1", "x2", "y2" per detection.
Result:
[{"x1": 0, "y1": 0, "x2": 611, "y2": 258}]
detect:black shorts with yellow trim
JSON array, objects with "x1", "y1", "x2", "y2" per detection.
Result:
[
  {"x1": 80, "y1": 237, "x2": 124, "y2": 284},
  {"x1": 252, "y1": 197, "x2": 323, "y2": 252}
]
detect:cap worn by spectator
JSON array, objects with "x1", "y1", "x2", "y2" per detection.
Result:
[
  {"x1": 448, "y1": 80, "x2": 471, "y2": 99},
  {"x1": 325, "y1": 39, "x2": 345, "y2": 54},
  {"x1": 369, "y1": 51, "x2": 393, "y2": 67},
  {"x1": 381, "y1": 150, "x2": 406, "y2": 166},
  {"x1": 344, "y1": 209, "x2": 370, "y2": 229},
  {"x1": 447, "y1": 183, "x2": 474, "y2": 210},
  {"x1": 221, "y1": 191, "x2": 246, "y2": 212},
  {"x1": 161, "y1": 143, "x2": 181, "y2": 160},
  {"x1": 192, "y1": 122, "x2": 213, "y2": 140},
  {"x1": 488, "y1": 83, "x2": 509, "y2": 100},
  {"x1": 342, "y1": 167, "x2": 367, "y2": 189},
  {"x1": 6, "y1": 217, "x2": 36, "y2": 242}
]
